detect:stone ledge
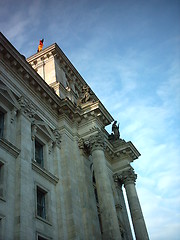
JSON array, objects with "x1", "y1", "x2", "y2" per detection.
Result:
[
  {"x1": 0, "y1": 138, "x2": 20, "y2": 158},
  {"x1": 0, "y1": 196, "x2": 6, "y2": 202},
  {"x1": 35, "y1": 215, "x2": 52, "y2": 226},
  {"x1": 32, "y1": 161, "x2": 59, "y2": 185}
]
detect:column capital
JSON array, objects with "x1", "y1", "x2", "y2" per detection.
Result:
[
  {"x1": 114, "y1": 168, "x2": 137, "y2": 186},
  {"x1": 89, "y1": 132, "x2": 105, "y2": 152},
  {"x1": 78, "y1": 131, "x2": 105, "y2": 155}
]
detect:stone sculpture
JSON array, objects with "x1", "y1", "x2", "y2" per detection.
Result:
[{"x1": 109, "y1": 120, "x2": 120, "y2": 140}]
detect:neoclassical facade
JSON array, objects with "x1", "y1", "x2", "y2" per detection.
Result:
[{"x1": 0, "y1": 32, "x2": 149, "y2": 240}]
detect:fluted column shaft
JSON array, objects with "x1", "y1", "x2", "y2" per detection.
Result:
[
  {"x1": 122, "y1": 170, "x2": 149, "y2": 240},
  {"x1": 90, "y1": 134, "x2": 122, "y2": 240}
]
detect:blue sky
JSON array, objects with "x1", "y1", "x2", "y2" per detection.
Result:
[{"x1": 1, "y1": 0, "x2": 180, "y2": 239}]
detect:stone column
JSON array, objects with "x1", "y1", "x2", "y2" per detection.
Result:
[
  {"x1": 89, "y1": 133, "x2": 122, "y2": 240},
  {"x1": 113, "y1": 178, "x2": 133, "y2": 240},
  {"x1": 121, "y1": 169, "x2": 149, "y2": 240}
]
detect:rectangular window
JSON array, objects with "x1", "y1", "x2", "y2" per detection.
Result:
[
  {"x1": 35, "y1": 139, "x2": 44, "y2": 167},
  {"x1": 38, "y1": 236, "x2": 48, "y2": 240},
  {"x1": 37, "y1": 187, "x2": 46, "y2": 219},
  {"x1": 0, "y1": 162, "x2": 4, "y2": 198},
  {"x1": 0, "y1": 112, "x2": 4, "y2": 138},
  {"x1": 0, "y1": 218, "x2": 2, "y2": 237}
]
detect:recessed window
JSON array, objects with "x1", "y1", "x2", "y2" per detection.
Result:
[
  {"x1": 0, "y1": 217, "x2": 3, "y2": 239},
  {"x1": 37, "y1": 187, "x2": 47, "y2": 219},
  {"x1": 35, "y1": 139, "x2": 44, "y2": 167},
  {"x1": 0, "y1": 111, "x2": 4, "y2": 138},
  {"x1": 0, "y1": 162, "x2": 4, "y2": 198},
  {"x1": 38, "y1": 236, "x2": 48, "y2": 240}
]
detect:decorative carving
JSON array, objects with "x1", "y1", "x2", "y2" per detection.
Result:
[
  {"x1": 48, "y1": 140, "x2": 54, "y2": 154},
  {"x1": 114, "y1": 168, "x2": 137, "y2": 186},
  {"x1": 115, "y1": 203, "x2": 123, "y2": 210},
  {"x1": 78, "y1": 138, "x2": 85, "y2": 149},
  {"x1": 89, "y1": 132, "x2": 105, "y2": 152},
  {"x1": 109, "y1": 120, "x2": 120, "y2": 140},
  {"x1": 81, "y1": 85, "x2": 90, "y2": 103},
  {"x1": 78, "y1": 138, "x2": 91, "y2": 155},
  {"x1": 78, "y1": 131, "x2": 105, "y2": 155},
  {"x1": 18, "y1": 96, "x2": 36, "y2": 118},
  {"x1": 31, "y1": 124, "x2": 37, "y2": 140},
  {"x1": 10, "y1": 108, "x2": 18, "y2": 123},
  {"x1": 78, "y1": 85, "x2": 95, "y2": 105},
  {"x1": 53, "y1": 129, "x2": 61, "y2": 147}
]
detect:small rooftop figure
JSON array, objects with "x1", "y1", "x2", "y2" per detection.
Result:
[
  {"x1": 80, "y1": 85, "x2": 91, "y2": 103},
  {"x1": 111, "y1": 120, "x2": 120, "y2": 140}
]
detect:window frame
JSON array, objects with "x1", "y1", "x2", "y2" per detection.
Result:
[
  {"x1": 0, "y1": 214, "x2": 5, "y2": 239},
  {"x1": 36, "y1": 232, "x2": 52, "y2": 240},
  {"x1": 0, "y1": 160, "x2": 6, "y2": 201},
  {"x1": 36, "y1": 186, "x2": 47, "y2": 220},
  {"x1": 35, "y1": 184, "x2": 51, "y2": 225},
  {"x1": 0, "y1": 111, "x2": 5, "y2": 138},
  {"x1": 35, "y1": 138, "x2": 44, "y2": 168}
]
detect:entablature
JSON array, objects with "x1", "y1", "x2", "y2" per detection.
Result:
[
  {"x1": 105, "y1": 139, "x2": 141, "y2": 162},
  {"x1": 78, "y1": 128, "x2": 140, "y2": 173}
]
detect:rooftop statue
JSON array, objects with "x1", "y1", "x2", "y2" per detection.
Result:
[
  {"x1": 80, "y1": 85, "x2": 91, "y2": 103},
  {"x1": 109, "y1": 120, "x2": 120, "y2": 140}
]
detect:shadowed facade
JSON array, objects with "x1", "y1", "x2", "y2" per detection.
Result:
[{"x1": 0, "y1": 32, "x2": 149, "y2": 240}]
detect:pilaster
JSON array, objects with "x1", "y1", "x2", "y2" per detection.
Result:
[{"x1": 14, "y1": 98, "x2": 35, "y2": 240}]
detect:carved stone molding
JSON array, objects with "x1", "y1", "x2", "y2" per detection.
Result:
[
  {"x1": 89, "y1": 132, "x2": 105, "y2": 152},
  {"x1": 31, "y1": 124, "x2": 37, "y2": 141},
  {"x1": 78, "y1": 131, "x2": 105, "y2": 156},
  {"x1": 114, "y1": 168, "x2": 137, "y2": 186},
  {"x1": 48, "y1": 140, "x2": 54, "y2": 154},
  {"x1": 53, "y1": 129, "x2": 61, "y2": 147},
  {"x1": 115, "y1": 203, "x2": 123, "y2": 210},
  {"x1": 18, "y1": 96, "x2": 36, "y2": 119},
  {"x1": 10, "y1": 107, "x2": 18, "y2": 123}
]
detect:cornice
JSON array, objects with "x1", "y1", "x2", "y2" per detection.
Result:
[
  {"x1": 0, "y1": 34, "x2": 59, "y2": 105},
  {"x1": 79, "y1": 100, "x2": 114, "y2": 126},
  {"x1": 105, "y1": 138, "x2": 141, "y2": 162},
  {"x1": 27, "y1": 43, "x2": 87, "y2": 91}
]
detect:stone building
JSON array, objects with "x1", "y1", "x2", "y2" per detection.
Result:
[{"x1": 0, "y1": 32, "x2": 149, "y2": 240}]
